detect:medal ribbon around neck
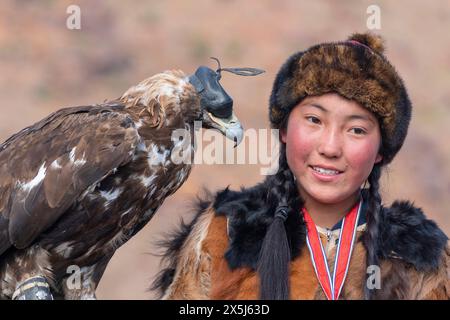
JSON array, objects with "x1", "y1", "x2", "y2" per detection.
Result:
[{"x1": 302, "y1": 201, "x2": 361, "y2": 300}]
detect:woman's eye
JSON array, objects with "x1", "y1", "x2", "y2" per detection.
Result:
[
  {"x1": 306, "y1": 116, "x2": 321, "y2": 124},
  {"x1": 350, "y1": 127, "x2": 367, "y2": 135}
]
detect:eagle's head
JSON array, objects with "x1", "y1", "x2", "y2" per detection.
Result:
[
  {"x1": 188, "y1": 65, "x2": 243, "y2": 146},
  {"x1": 187, "y1": 61, "x2": 264, "y2": 146},
  {"x1": 120, "y1": 64, "x2": 263, "y2": 146}
]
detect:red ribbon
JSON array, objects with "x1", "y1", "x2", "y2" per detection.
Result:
[{"x1": 302, "y1": 201, "x2": 361, "y2": 300}]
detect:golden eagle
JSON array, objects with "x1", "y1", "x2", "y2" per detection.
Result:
[{"x1": 0, "y1": 62, "x2": 263, "y2": 299}]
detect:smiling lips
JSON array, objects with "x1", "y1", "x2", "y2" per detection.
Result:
[{"x1": 310, "y1": 165, "x2": 344, "y2": 178}]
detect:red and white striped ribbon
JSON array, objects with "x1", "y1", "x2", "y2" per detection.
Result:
[{"x1": 302, "y1": 201, "x2": 361, "y2": 300}]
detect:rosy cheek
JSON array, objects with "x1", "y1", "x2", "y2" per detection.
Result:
[
  {"x1": 347, "y1": 140, "x2": 379, "y2": 174},
  {"x1": 285, "y1": 125, "x2": 315, "y2": 165}
]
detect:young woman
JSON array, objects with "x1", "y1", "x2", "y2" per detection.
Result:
[{"x1": 152, "y1": 33, "x2": 449, "y2": 300}]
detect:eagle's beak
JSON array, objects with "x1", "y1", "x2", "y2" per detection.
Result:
[{"x1": 204, "y1": 110, "x2": 243, "y2": 147}]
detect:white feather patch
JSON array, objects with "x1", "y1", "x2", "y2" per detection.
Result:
[
  {"x1": 50, "y1": 159, "x2": 62, "y2": 169},
  {"x1": 68, "y1": 147, "x2": 86, "y2": 167},
  {"x1": 69, "y1": 147, "x2": 76, "y2": 163},
  {"x1": 140, "y1": 174, "x2": 156, "y2": 188},
  {"x1": 20, "y1": 163, "x2": 47, "y2": 192},
  {"x1": 99, "y1": 188, "x2": 123, "y2": 207},
  {"x1": 147, "y1": 144, "x2": 170, "y2": 166}
]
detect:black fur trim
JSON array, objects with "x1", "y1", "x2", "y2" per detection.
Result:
[
  {"x1": 213, "y1": 185, "x2": 447, "y2": 272},
  {"x1": 213, "y1": 182, "x2": 305, "y2": 270},
  {"x1": 378, "y1": 200, "x2": 448, "y2": 272}
]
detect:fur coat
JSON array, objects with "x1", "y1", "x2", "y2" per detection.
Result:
[{"x1": 153, "y1": 180, "x2": 449, "y2": 300}]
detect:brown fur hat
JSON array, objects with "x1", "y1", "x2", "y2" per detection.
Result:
[{"x1": 269, "y1": 32, "x2": 412, "y2": 165}]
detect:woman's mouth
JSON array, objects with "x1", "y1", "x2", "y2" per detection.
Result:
[
  {"x1": 310, "y1": 166, "x2": 342, "y2": 175},
  {"x1": 309, "y1": 165, "x2": 344, "y2": 181}
]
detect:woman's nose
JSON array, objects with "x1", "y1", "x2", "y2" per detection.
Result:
[{"x1": 317, "y1": 127, "x2": 343, "y2": 158}]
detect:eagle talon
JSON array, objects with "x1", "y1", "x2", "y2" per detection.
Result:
[{"x1": 12, "y1": 276, "x2": 53, "y2": 300}]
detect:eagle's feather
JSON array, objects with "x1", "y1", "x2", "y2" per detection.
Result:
[{"x1": 1, "y1": 105, "x2": 140, "y2": 251}]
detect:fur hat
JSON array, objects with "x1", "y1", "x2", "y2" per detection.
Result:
[{"x1": 269, "y1": 32, "x2": 412, "y2": 165}]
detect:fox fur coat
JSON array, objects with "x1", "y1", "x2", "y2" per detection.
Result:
[{"x1": 152, "y1": 181, "x2": 449, "y2": 300}]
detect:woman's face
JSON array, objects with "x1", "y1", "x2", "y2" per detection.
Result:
[{"x1": 281, "y1": 93, "x2": 383, "y2": 205}]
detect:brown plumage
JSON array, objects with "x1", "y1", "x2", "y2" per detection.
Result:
[{"x1": 0, "y1": 69, "x2": 242, "y2": 299}]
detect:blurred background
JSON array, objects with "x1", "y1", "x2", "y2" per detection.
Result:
[{"x1": 0, "y1": 0, "x2": 449, "y2": 299}]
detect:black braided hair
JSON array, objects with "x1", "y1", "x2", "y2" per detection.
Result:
[
  {"x1": 257, "y1": 143, "x2": 299, "y2": 300},
  {"x1": 363, "y1": 163, "x2": 383, "y2": 299}
]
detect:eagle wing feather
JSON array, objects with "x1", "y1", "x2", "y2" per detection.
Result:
[{"x1": 0, "y1": 103, "x2": 140, "y2": 254}]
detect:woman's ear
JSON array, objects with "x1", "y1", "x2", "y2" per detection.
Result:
[
  {"x1": 280, "y1": 128, "x2": 287, "y2": 143},
  {"x1": 375, "y1": 153, "x2": 383, "y2": 164}
]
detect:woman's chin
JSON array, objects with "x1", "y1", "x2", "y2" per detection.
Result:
[{"x1": 303, "y1": 186, "x2": 352, "y2": 205}]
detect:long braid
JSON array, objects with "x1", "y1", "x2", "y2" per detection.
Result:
[
  {"x1": 266, "y1": 144, "x2": 297, "y2": 210},
  {"x1": 257, "y1": 143, "x2": 298, "y2": 300},
  {"x1": 363, "y1": 164, "x2": 383, "y2": 300}
]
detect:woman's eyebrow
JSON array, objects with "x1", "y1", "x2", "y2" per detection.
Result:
[
  {"x1": 345, "y1": 114, "x2": 376, "y2": 124},
  {"x1": 303, "y1": 103, "x2": 376, "y2": 124},
  {"x1": 305, "y1": 103, "x2": 328, "y2": 112}
]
